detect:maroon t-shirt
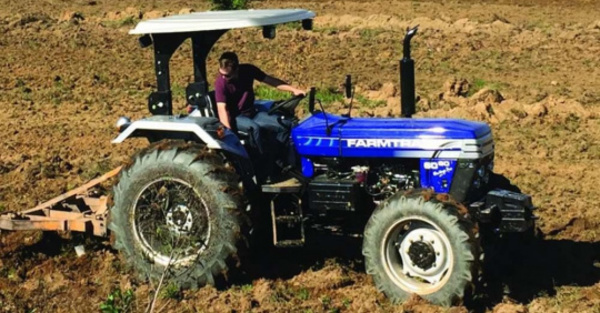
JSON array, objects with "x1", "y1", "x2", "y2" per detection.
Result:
[{"x1": 214, "y1": 64, "x2": 267, "y2": 117}]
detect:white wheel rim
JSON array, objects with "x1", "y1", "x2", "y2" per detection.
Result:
[{"x1": 381, "y1": 215, "x2": 454, "y2": 295}]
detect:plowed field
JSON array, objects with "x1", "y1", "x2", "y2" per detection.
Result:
[{"x1": 0, "y1": 0, "x2": 599, "y2": 312}]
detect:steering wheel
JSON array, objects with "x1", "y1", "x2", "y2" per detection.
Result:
[{"x1": 268, "y1": 94, "x2": 305, "y2": 116}]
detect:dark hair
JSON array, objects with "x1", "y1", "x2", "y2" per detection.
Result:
[{"x1": 219, "y1": 51, "x2": 239, "y2": 70}]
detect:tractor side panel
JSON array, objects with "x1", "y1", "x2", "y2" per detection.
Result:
[{"x1": 419, "y1": 159, "x2": 457, "y2": 193}]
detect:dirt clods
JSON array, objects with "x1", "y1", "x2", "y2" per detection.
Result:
[{"x1": 0, "y1": 0, "x2": 599, "y2": 312}]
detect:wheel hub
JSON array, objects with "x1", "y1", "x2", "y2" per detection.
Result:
[
  {"x1": 166, "y1": 204, "x2": 194, "y2": 234},
  {"x1": 407, "y1": 241, "x2": 436, "y2": 270},
  {"x1": 398, "y1": 227, "x2": 450, "y2": 284}
]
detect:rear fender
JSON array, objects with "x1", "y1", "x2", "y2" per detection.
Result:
[{"x1": 112, "y1": 117, "x2": 249, "y2": 159}]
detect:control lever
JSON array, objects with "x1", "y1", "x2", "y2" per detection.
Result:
[{"x1": 308, "y1": 87, "x2": 316, "y2": 113}]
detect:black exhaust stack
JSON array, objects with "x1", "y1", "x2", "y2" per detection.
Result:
[{"x1": 400, "y1": 26, "x2": 418, "y2": 118}]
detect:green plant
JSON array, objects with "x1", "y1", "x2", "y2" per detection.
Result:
[
  {"x1": 281, "y1": 21, "x2": 302, "y2": 30},
  {"x1": 471, "y1": 78, "x2": 487, "y2": 94},
  {"x1": 211, "y1": 0, "x2": 249, "y2": 10},
  {"x1": 241, "y1": 284, "x2": 253, "y2": 293},
  {"x1": 161, "y1": 282, "x2": 181, "y2": 300},
  {"x1": 342, "y1": 298, "x2": 351, "y2": 308},
  {"x1": 296, "y1": 288, "x2": 310, "y2": 300},
  {"x1": 101, "y1": 16, "x2": 136, "y2": 29},
  {"x1": 317, "y1": 87, "x2": 345, "y2": 104},
  {"x1": 256, "y1": 85, "x2": 345, "y2": 105},
  {"x1": 255, "y1": 85, "x2": 291, "y2": 101},
  {"x1": 100, "y1": 288, "x2": 134, "y2": 313},
  {"x1": 356, "y1": 94, "x2": 386, "y2": 109},
  {"x1": 5, "y1": 267, "x2": 18, "y2": 281},
  {"x1": 358, "y1": 28, "x2": 385, "y2": 40},
  {"x1": 171, "y1": 83, "x2": 186, "y2": 99},
  {"x1": 468, "y1": 78, "x2": 506, "y2": 96}
]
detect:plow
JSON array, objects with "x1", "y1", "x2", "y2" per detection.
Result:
[{"x1": 0, "y1": 167, "x2": 121, "y2": 237}]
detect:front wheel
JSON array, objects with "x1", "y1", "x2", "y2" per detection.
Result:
[{"x1": 362, "y1": 191, "x2": 479, "y2": 306}]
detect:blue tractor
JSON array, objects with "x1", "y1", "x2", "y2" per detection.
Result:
[{"x1": 0, "y1": 9, "x2": 535, "y2": 307}]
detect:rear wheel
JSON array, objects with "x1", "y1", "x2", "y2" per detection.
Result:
[
  {"x1": 362, "y1": 191, "x2": 479, "y2": 306},
  {"x1": 109, "y1": 141, "x2": 249, "y2": 288}
]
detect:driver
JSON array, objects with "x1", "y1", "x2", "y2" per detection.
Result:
[{"x1": 214, "y1": 52, "x2": 305, "y2": 155}]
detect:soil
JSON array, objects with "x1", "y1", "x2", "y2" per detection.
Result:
[{"x1": 1, "y1": 0, "x2": 599, "y2": 312}]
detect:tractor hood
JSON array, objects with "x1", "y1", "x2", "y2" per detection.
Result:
[{"x1": 292, "y1": 113, "x2": 494, "y2": 160}]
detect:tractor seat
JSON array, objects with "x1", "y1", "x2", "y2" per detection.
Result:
[
  {"x1": 187, "y1": 90, "x2": 251, "y2": 140},
  {"x1": 188, "y1": 90, "x2": 217, "y2": 118}
]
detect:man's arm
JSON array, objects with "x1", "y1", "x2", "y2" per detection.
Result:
[
  {"x1": 216, "y1": 102, "x2": 232, "y2": 129},
  {"x1": 214, "y1": 78, "x2": 233, "y2": 129},
  {"x1": 251, "y1": 65, "x2": 305, "y2": 96},
  {"x1": 263, "y1": 75, "x2": 305, "y2": 96}
]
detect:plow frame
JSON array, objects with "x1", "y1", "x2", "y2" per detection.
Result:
[{"x1": 0, "y1": 167, "x2": 121, "y2": 237}]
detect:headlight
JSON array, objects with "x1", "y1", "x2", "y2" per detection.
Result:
[
  {"x1": 477, "y1": 166, "x2": 486, "y2": 178},
  {"x1": 116, "y1": 116, "x2": 131, "y2": 131}
]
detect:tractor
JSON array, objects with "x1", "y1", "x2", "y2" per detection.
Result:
[{"x1": 0, "y1": 9, "x2": 536, "y2": 306}]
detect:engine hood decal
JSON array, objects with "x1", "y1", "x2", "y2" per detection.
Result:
[{"x1": 292, "y1": 113, "x2": 493, "y2": 159}]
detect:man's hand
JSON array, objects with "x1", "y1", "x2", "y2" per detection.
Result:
[
  {"x1": 277, "y1": 84, "x2": 306, "y2": 97},
  {"x1": 291, "y1": 88, "x2": 306, "y2": 97},
  {"x1": 266, "y1": 76, "x2": 306, "y2": 97}
]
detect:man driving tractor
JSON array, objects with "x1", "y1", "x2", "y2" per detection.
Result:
[{"x1": 214, "y1": 52, "x2": 305, "y2": 155}]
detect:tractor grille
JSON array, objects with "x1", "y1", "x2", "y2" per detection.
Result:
[{"x1": 449, "y1": 154, "x2": 494, "y2": 203}]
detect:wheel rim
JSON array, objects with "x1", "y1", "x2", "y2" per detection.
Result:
[
  {"x1": 132, "y1": 177, "x2": 211, "y2": 268},
  {"x1": 381, "y1": 216, "x2": 453, "y2": 295}
]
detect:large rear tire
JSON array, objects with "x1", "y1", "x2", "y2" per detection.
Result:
[
  {"x1": 362, "y1": 190, "x2": 479, "y2": 306},
  {"x1": 109, "y1": 141, "x2": 249, "y2": 288}
]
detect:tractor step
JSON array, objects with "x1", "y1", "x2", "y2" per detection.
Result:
[
  {"x1": 275, "y1": 215, "x2": 303, "y2": 223},
  {"x1": 262, "y1": 178, "x2": 302, "y2": 193},
  {"x1": 274, "y1": 239, "x2": 304, "y2": 248},
  {"x1": 270, "y1": 193, "x2": 305, "y2": 247}
]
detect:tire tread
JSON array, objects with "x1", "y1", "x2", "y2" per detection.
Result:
[{"x1": 110, "y1": 140, "x2": 249, "y2": 289}]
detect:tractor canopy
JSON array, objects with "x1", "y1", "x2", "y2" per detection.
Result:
[
  {"x1": 130, "y1": 9, "x2": 315, "y2": 115},
  {"x1": 130, "y1": 9, "x2": 315, "y2": 34}
]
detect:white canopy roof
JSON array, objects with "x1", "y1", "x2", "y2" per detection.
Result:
[{"x1": 130, "y1": 9, "x2": 315, "y2": 35}]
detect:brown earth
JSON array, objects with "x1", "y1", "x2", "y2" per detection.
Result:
[{"x1": 0, "y1": 0, "x2": 599, "y2": 312}]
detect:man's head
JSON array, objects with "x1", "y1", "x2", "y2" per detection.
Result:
[{"x1": 219, "y1": 52, "x2": 239, "y2": 80}]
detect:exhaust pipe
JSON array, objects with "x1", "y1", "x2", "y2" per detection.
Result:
[{"x1": 400, "y1": 26, "x2": 418, "y2": 118}]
